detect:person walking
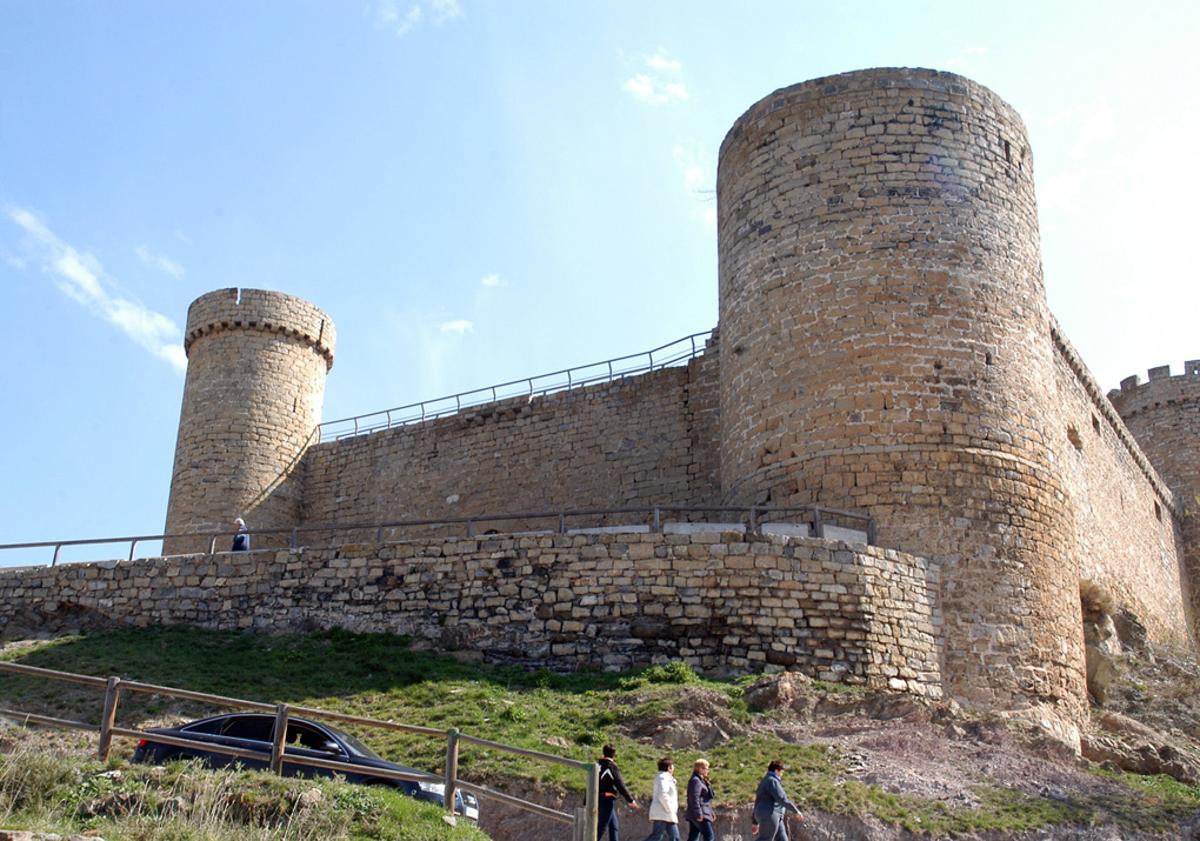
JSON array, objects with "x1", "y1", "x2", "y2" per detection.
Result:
[
  {"x1": 597, "y1": 744, "x2": 638, "y2": 841},
  {"x1": 684, "y1": 758, "x2": 716, "y2": 841},
  {"x1": 750, "y1": 760, "x2": 803, "y2": 841},
  {"x1": 642, "y1": 757, "x2": 679, "y2": 841}
]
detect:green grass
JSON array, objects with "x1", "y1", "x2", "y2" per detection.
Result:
[
  {"x1": 2, "y1": 626, "x2": 1198, "y2": 838},
  {"x1": 0, "y1": 740, "x2": 488, "y2": 841}
]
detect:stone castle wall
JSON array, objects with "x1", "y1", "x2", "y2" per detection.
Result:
[
  {"x1": 1049, "y1": 326, "x2": 1190, "y2": 646},
  {"x1": 164, "y1": 288, "x2": 336, "y2": 554},
  {"x1": 153, "y1": 69, "x2": 1198, "y2": 732},
  {"x1": 1109, "y1": 362, "x2": 1200, "y2": 643},
  {"x1": 0, "y1": 533, "x2": 941, "y2": 696},
  {"x1": 716, "y1": 68, "x2": 1085, "y2": 723},
  {"x1": 300, "y1": 352, "x2": 721, "y2": 531}
]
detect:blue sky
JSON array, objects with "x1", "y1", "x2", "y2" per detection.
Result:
[{"x1": 1, "y1": 1, "x2": 1197, "y2": 554}]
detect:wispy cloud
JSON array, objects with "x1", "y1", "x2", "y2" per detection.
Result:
[
  {"x1": 672, "y1": 143, "x2": 716, "y2": 231},
  {"x1": 624, "y1": 48, "x2": 688, "y2": 105},
  {"x1": 134, "y1": 244, "x2": 185, "y2": 279},
  {"x1": 376, "y1": 0, "x2": 462, "y2": 38},
  {"x1": 439, "y1": 318, "x2": 473, "y2": 335},
  {"x1": 480, "y1": 272, "x2": 508, "y2": 288},
  {"x1": 6, "y1": 205, "x2": 187, "y2": 372}
]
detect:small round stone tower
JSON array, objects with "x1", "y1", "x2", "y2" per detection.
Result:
[
  {"x1": 716, "y1": 68, "x2": 1086, "y2": 733},
  {"x1": 163, "y1": 288, "x2": 335, "y2": 554},
  {"x1": 1109, "y1": 362, "x2": 1200, "y2": 645}
]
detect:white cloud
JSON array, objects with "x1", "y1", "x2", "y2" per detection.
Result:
[
  {"x1": 480, "y1": 273, "x2": 507, "y2": 288},
  {"x1": 624, "y1": 50, "x2": 689, "y2": 105},
  {"x1": 376, "y1": 0, "x2": 462, "y2": 38},
  {"x1": 672, "y1": 144, "x2": 717, "y2": 231},
  {"x1": 6, "y1": 205, "x2": 187, "y2": 373},
  {"x1": 646, "y1": 50, "x2": 681, "y2": 74},
  {"x1": 624, "y1": 74, "x2": 658, "y2": 103},
  {"x1": 135, "y1": 244, "x2": 185, "y2": 279},
  {"x1": 439, "y1": 319, "x2": 474, "y2": 335}
]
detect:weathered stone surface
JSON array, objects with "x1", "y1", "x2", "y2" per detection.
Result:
[
  {"x1": 163, "y1": 288, "x2": 335, "y2": 555},
  {"x1": 0, "y1": 532, "x2": 942, "y2": 697},
  {"x1": 150, "y1": 69, "x2": 1197, "y2": 741}
]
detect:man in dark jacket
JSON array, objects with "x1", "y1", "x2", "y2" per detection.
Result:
[
  {"x1": 597, "y1": 744, "x2": 637, "y2": 840},
  {"x1": 751, "y1": 760, "x2": 802, "y2": 841}
]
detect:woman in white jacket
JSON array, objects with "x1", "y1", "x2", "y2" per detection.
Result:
[{"x1": 642, "y1": 757, "x2": 680, "y2": 841}]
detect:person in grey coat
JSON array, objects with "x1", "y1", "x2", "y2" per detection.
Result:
[{"x1": 751, "y1": 761, "x2": 803, "y2": 841}]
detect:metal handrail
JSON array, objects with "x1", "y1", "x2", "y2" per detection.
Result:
[
  {"x1": 0, "y1": 504, "x2": 875, "y2": 568},
  {"x1": 317, "y1": 330, "x2": 714, "y2": 443}
]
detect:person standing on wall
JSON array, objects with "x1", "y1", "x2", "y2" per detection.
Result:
[
  {"x1": 750, "y1": 760, "x2": 803, "y2": 841},
  {"x1": 597, "y1": 744, "x2": 638, "y2": 841},
  {"x1": 231, "y1": 518, "x2": 250, "y2": 552},
  {"x1": 684, "y1": 758, "x2": 716, "y2": 841},
  {"x1": 641, "y1": 757, "x2": 680, "y2": 841}
]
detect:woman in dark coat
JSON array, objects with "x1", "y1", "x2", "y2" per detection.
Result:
[{"x1": 684, "y1": 758, "x2": 715, "y2": 841}]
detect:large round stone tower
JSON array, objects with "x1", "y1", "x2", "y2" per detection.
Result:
[
  {"x1": 717, "y1": 68, "x2": 1086, "y2": 732},
  {"x1": 163, "y1": 288, "x2": 335, "y2": 554},
  {"x1": 1109, "y1": 362, "x2": 1200, "y2": 644}
]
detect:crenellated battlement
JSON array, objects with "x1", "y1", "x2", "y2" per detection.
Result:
[
  {"x1": 1108, "y1": 359, "x2": 1200, "y2": 417},
  {"x1": 183, "y1": 287, "x2": 336, "y2": 370},
  {"x1": 164, "y1": 287, "x2": 337, "y2": 555}
]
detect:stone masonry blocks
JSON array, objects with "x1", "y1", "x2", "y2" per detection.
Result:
[
  {"x1": 146, "y1": 69, "x2": 1196, "y2": 735},
  {"x1": 715, "y1": 68, "x2": 1086, "y2": 727},
  {"x1": 164, "y1": 288, "x2": 336, "y2": 554}
]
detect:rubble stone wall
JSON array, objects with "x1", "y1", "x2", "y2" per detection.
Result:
[{"x1": 0, "y1": 532, "x2": 942, "y2": 697}]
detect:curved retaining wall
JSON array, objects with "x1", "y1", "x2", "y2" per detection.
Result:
[
  {"x1": 0, "y1": 532, "x2": 942, "y2": 697},
  {"x1": 164, "y1": 288, "x2": 336, "y2": 554},
  {"x1": 716, "y1": 68, "x2": 1085, "y2": 723}
]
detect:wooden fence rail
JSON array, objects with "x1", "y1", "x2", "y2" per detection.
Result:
[{"x1": 0, "y1": 660, "x2": 598, "y2": 836}]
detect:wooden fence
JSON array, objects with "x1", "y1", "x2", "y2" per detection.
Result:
[{"x1": 0, "y1": 660, "x2": 600, "y2": 840}]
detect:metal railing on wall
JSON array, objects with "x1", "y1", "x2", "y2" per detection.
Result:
[
  {"x1": 316, "y1": 329, "x2": 715, "y2": 443},
  {"x1": 0, "y1": 660, "x2": 599, "y2": 837},
  {"x1": 0, "y1": 504, "x2": 876, "y2": 568}
]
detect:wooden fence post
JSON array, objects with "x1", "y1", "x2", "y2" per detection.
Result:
[
  {"x1": 573, "y1": 806, "x2": 586, "y2": 841},
  {"x1": 443, "y1": 727, "x2": 460, "y2": 823},
  {"x1": 270, "y1": 704, "x2": 290, "y2": 775},
  {"x1": 584, "y1": 761, "x2": 599, "y2": 841},
  {"x1": 97, "y1": 676, "x2": 122, "y2": 762}
]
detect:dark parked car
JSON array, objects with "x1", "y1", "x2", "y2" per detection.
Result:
[{"x1": 131, "y1": 712, "x2": 479, "y2": 821}]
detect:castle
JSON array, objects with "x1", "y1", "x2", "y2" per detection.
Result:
[{"x1": 5, "y1": 69, "x2": 1196, "y2": 750}]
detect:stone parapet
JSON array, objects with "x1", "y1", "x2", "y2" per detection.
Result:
[{"x1": 0, "y1": 532, "x2": 943, "y2": 697}]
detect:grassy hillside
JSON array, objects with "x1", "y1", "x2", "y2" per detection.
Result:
[
  {"x1": 1, "y1": 626, "x2": 1198, "y2": 838},
  {"x1": 0, "y1": 738, "x2": 490, "y2": 841}
]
